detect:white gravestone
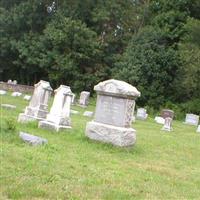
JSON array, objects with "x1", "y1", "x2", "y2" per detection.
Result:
[
  {"x1": 155, "y1": 116, "x2": 165, "y2": 124},
  {"x1": 13, "y1": 80, "x2": 17, "y2": 85},
  {"x1": 7, "y1": 80, "x2": 12, "y2": 84},
  {"x1": 85, "y1": 79, "x2": 140, "y2": 147},
  {"x1": 18, "y1": 80, "x2": 52, "y2": 123},
  {"x1": 79, "y1": 91, "x2": 90, "y2": 107},
  {"x1": 11, "y1": 92, "x2": 22, "y2": 97},
  {"x1": 39, "y1": 85, "x2": 73, "y2": 131},
  {"x1": 197, "y1": 125, "x2": 200, "y2": 133},
  {"x1": 161, "y1": 117, "x2": 173, "y2": 132},
  {"x1": 83, "y1": 111, "x2": 94, "y2": 117},
  {"x1": 136, "y1": 108, "x2": 148, "y2": 120},
  {"x1": 24, "y1": 95, "x2": 31, "y2": 101},
  {"x1": 184, "y1": 114, "x2": 199, "y2": 126},
  {"x1": 0, "y1": 90, "x2": 7, "y2": 95}
]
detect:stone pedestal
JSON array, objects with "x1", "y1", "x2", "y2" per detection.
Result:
[
  {"x1": 161, "y1": 117, "x2": 173, "y2": 132},
  {"x1": 86, "y1": 121, "x2": 136, "y2": 147},
  {"x1": 39, "y1": 85, "x2": 72, "y2": 132},
  {"x1": 161, "y1": 109, "x2": 174, "y2": 119},
  {"x1": 18, "y1": 80, "x2": 52, "y2": 123},
  {"x1": 85, "y1": 79, "x2": 140, "y2": 147}
]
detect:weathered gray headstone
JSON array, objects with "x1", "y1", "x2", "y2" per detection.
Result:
[
  {"x1": 0, "y1": 90, "x2": 6, "y2": 95},
  {"x1": 184, "y1": 114, "x2": 199, "y2": 126},
  {"x1": 18, "y1": 80, "x2": 52, "y2": 123},
  {"x1": 85, "y1": 79, "x2": 140, "y2": 147},
  {"x1": 136, "y1": 108, "x2": 148, "y2": 120},
  {"x1": 161, "y1": 117, "x2": 173, "y2": 132},
  {"x1": 79, "y1": 91, "x2": 90, "y2": 107},
  {"x1": 1, "y1": 104, "x2": 16, "y2": 109},
  {"x1": 83, "y1": 111, "x2": 93, "y2": 117},
  {"x1": 39, "y1": 85, "x2": 72, "y2": 131},
  {"x1": 19, "y1": 132, "x2": 47, "y2": 146}
]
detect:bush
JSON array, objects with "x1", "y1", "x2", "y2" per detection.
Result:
[
  {"x1": 5, "y1": 118, "x2": 16, "y2": 131},
  {"x1": 180, "y1": 99, "x2": 200, "y2": 115}
]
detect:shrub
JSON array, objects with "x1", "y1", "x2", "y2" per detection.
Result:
[{"x1": 5, "y1": 118, "x2": 16, "y2": 131}]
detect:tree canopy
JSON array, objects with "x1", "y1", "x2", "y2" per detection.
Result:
[{"x1": 0, "y1": 0, "x2": 200, "y2": 113}]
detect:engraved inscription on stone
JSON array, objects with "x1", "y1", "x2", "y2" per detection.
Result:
[{"x1": 94, "y1": 95, "x2": 127, "y2": 127}]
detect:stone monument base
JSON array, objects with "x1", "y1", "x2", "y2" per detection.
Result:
[
  {"x1": 85, "y1": 121, "x2": 136, "y2": 147},
  {"x1": 18, "y1": 113, "x2": 44, "y2": 123},
  {"x1": 39, "y1": 120, "x2": 71, "y2": 132},
  {"x1": 161, "y1": 126, "x2": 173, "y2": 132}
]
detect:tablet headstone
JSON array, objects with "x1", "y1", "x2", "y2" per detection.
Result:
[{"x1": 85, "y1": 79, "x2": 140, "y2": 147}]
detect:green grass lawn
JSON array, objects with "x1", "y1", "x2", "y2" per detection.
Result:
[{"x1": 0, "y1": 93, "x2": 200, "y2": 199}]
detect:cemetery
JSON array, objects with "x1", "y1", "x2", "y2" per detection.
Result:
[
  {"x1": 0, "y1": 79, "x2": 200, "y2": 199},
  {"x1": 1, "y1": 0, "x2": 200, "y2": 199}
]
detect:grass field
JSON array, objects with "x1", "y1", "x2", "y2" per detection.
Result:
[{"x1": 0, "y1": 93, "x2": 200, "y2": 199}]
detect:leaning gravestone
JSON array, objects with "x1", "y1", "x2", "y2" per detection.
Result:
[
  {"x1": 161, "y1": 109, "x2": 174, "y2": 119},
  {"x1": 19, "y1": 132, "x2": 47, "y2": 146},
  {"x1": 184, "y1": 114, "x2": 199, "y2": 126},
  {"x1": 18, "y1": 80, "x2": 52, "y2": 122},
  {"x1": 136, "y1": 108, "x2": 148, "y2": 120},
  {"x1": 79, "y1": 91, "x2": 90, "y2": 107},
  {"x1": 85, "y1": 79, "x2": 140, "y2": 147},
  {"x1": 161, "y1": 117, "x2": 173, "y2": 132},
  {"x1": 39, "y1": 85, "x2": 72, "y2": 131},
  {"x1": 197, "y1": 125, "x2": 200, "y2": 133}
]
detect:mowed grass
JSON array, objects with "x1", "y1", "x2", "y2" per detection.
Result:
[{"x1": 0, "y1": 93, "x2": 200, "y2": 200}]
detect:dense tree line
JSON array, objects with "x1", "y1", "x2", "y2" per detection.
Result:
[{"x1": 1, "y1": 0, "x2": 200, "y2": 114}]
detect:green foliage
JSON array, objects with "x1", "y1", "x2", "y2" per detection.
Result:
[
  {"x1": 5, "y1": 118, "x2": 16, "y2": 131},
  {"x1": 113, "y1": 26, "x2": 180, "y2": 108},
  {"x1": 0, "y1": 0, "x2": 200, "y2": 108},
  {"x1": 174, "y1": 18, "x2": 200, "y2": 101},
  {"x1": 39, "y1": 14, "x2": 102, "y2": 91}
]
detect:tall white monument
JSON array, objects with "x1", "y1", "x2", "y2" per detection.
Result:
[
  {"x1": 85, "y1": 79, "x2": 140, "y2": 147},
  {"x1": 39, "y1": 85, "x2": 73, "y2": 131},
  {"x1": 18, "y1": 80, "x2": 52, "y2": 122}
]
